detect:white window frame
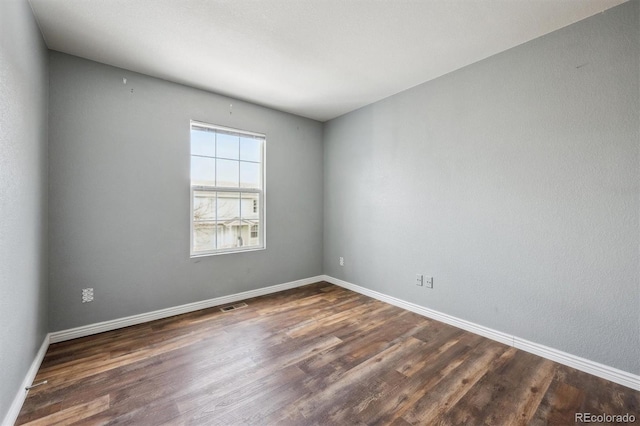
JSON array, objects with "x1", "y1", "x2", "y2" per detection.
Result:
[{"x1": 190, "y1": 120, "x2": 266, "y2": 257}]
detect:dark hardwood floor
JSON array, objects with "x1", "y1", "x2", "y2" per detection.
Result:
[{"x1": 16, "y1": 282, "x2": 639, "y2": 425}]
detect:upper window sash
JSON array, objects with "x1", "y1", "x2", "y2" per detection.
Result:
[{"x1": 191, "y1": 121, "x2": 265, "y2": 139}]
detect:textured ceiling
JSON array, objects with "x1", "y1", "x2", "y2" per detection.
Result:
[{"x1": 29, "y1": 0, "x2": 627, "y2": 121}]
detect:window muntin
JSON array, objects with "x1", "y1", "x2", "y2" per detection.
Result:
[{"x1": 190, "y1": 121, "x2": 265, "y2": 256}]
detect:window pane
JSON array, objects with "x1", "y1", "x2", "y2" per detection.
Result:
[
  {"x1": 240, "y1": 161, "x2": 261, "y2": 188},
  {"x1": 240, "y1": 137, "x2": 261, "y2": 162},
  {"x1": 191, "y1": 156, "x2": 215, "y2": 186},
  {"x1": 193, "y1": 192, "x2": 216, "y2": 220},
  {"x1": 217, "y1": 132, "x2": 239, "y2": 160},
  {"x1": 217, "y1": 192, "x2": 241, "y2": 249},
  {"x1": 217, "y1": 192, "x2": 240, "y2": 222},
  {"x1": 241, "y1": 193, "x2": 259, "y2": 220},
  {"x1": 241, "y1": 193, "x2": 260, "y2": 248},
  {"x1": 244, "y1": 224, "x2": 260, "y2": 247},
  {"x1": 216, "y1": 159, "x2": 239, "y2": 187},
  {"x1": 193, "y1": 221, "x2": 217, "y2": 252},
  {"x1": 191, "y1": 128, "x2": 216, "y2": 157}
]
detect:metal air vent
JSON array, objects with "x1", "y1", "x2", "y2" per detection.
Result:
[{"x1": 220, "y1": 302, "x2": 248, "y2": 312}]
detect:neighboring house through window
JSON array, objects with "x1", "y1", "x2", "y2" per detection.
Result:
[{"x1": 190, "y1": 121, "x2": 265, "y2": 256}]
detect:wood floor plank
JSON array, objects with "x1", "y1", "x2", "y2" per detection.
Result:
[
  {"x1": 21, "y1": 395, "x2": 110, "y2": 426},
  {"x1": 437, "y1": 350, "x2": 556, "y2": 426},
  {"x1": 390, "y1": 339, "x2": 508, "y2": 425},
  {"x1": 539, "y1": 381, "x2": 586, "y2": 425},
  {"x1": 358, "y1": 333, "x2": 492, "y2": 425},
  {"x1": 178, "y1": 365, "x2": 307, "y2": 424},
  {"x1": 16, "y1": 282, "x2": 640, "y2": 425},
  {"x1": 516, "y1": 360, "x2": 557, "y2": 424}
]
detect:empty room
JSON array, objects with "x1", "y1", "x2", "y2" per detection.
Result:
[{"x1": 1, "y1": 0, "x2": 639, "y2": 424}]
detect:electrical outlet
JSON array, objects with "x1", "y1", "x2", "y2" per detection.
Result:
[
  {"x1": 416, "y1": 274, "x2": 424, "y2": 286},
  {"x1": 425, "y1": 276, "x2": 433, "y2": 288},
  {"x1": 339, "y1": 257, "x2": 344, "y2": 266},
  {"x1": 82, "y1": 288, "x2": 94, "y2": 303}
]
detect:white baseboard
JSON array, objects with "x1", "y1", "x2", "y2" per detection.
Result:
[
  {"x1": 322, "y1": 275, "x2": 640, "y2": 391},
  {"x1": 3, "y1": 334, "x2": 50, "y2": 426},
  {"x1": 50, "y1": 275, "x2": 324, "y2": 344},
  {"x1": 512, "y1": 337, "x2": 640, "y2": 391}
]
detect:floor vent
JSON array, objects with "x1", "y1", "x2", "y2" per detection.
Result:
[{"x1": 220, "y1": 302, "x2": 248, "y2": 312}]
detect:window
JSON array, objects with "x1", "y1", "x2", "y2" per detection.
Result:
[{"x1": 190, "y1": 121, "x2": 265, "y2": 256}]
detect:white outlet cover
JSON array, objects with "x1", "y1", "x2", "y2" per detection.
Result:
[{"x1": 82, "y1": 288, "x2": 94, "y2": 303}]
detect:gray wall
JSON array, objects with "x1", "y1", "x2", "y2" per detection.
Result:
[
  {"x1": 0, "y1": 0, "x2": 49, "y2": 419},
  {"x1": 48, "y1": 53, "x2": 323, "y2": 331},
  {"x1": 324, "y1": 1, "x2": 639, "y2": 374}
]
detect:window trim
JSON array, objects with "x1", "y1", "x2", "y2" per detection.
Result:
[{"x1": 189, "y1": 120, "x2": 266, "y2": 257}]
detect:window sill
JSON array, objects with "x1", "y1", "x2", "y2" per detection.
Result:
[{"x1": 190, "y1": 246, "x2": 266, "y2": 259}]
